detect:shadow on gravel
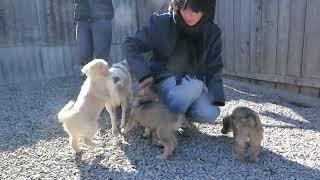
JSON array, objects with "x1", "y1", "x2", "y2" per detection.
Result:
[
  {"x1": 224, "y1": 82, "x2": 320, "y2": 133},
  {"x1": 75, "y1": 153, "x2": 134, "y2": 179},
  {"x1": 260, "y1": 110, "x2": 320, "y2": 132},
  {"x1": 0, "y1": 77, "x2": 82, "y2": 152},
  {"x1": 117, "y1": 125, "x2": 320, "y2": 179}
]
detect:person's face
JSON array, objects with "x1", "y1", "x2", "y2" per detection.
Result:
[{"x1": 180, "y1": 8, "x2": 204, "y2": 26}]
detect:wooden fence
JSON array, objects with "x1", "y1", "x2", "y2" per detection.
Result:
[
  {"x1": 215, "y1": 0, "x2": 320, "y2": 97},
  {"x1": 0, "y1": 0, "x2": 167, "y2": 85},
  {"x1": 0, "y1": 0, "x2": 319, "y2": 98}
]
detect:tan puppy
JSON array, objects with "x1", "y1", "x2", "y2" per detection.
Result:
[
  {"x1": 104, "y1": 60, "x2": 133, "y2": 135},
  {"x1": 221, "y1": 106, "x2": 264, "y2": 162},
  {"x1": 58, "y1": 59, "x2": 110, "y2": 153},
  {"x1": 122, "y1": 86, "x2": 185, "y2": 160}
]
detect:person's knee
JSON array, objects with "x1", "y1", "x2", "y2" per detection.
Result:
[
  {"x1": 192, "y1": 106, "x2": 221, "y2": 123},
  {"x1": 165, "y1": 91, "x2": 191, "y2": 113}
]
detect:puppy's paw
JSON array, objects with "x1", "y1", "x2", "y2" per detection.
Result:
[
  {"x1": 99, "y1": 128, "x2": 107, "y2": 135},
  {"x1": 84, "y1": 138, "x2": 99, "y2": 147},
  {"x1": 119, "y1": 121, "x2": 126, "y2": 129},
  {"x1": 73, "y1": 148, "x2": 83, "y2": 154},
  {"x1": 157, "y1": 153, "x2": 169, "y2": 160},
  {"x1": 152, "y1": 139, "x2": 164, "y2": 147},
  {"x1": 121, "y1": 128, "x2": 129, "y2": 134},
  {"x1": 112, "y1": 128, "x2": 120, "y2": 136},
  {"x1": 236, "y1": 155, "x2": 245, "y2": 161},
  {"x1": 249, "y1": 155, "x2": 258, "y2": 162}
]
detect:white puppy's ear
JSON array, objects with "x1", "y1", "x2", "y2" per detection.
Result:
[{"x1": 81, "y1": 64, "x2": 89, "y2": 76}]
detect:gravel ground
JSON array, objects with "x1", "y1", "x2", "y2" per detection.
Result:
[{"x1": 0, "y1": 77, "x2": 319, "y2": 179}]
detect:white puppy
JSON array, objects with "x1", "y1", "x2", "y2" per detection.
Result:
[
  {"x1": 104, "y1": 60, "x2": 133, "y2": 135},
  {"x1": 58, "y1": 59, "x2": 110, "y2": 153}
]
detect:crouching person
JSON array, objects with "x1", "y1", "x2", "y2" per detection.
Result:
[{"x1": 123, "y1": 0, "x2": 225, "y2": 123}]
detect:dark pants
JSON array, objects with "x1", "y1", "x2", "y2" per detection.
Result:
[{"x1": 76, "y1": 19, "x2": 112, "y2": 65}]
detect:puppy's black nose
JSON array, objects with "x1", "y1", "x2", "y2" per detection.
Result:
[{"x1": 221, "y1": 129, "x2": 227, "y2": 134}]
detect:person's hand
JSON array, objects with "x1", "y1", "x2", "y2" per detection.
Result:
[{"x1": 139, "y1": 77, "x2": 154, "y2": 89}]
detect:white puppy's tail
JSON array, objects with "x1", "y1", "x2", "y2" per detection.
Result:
[{"x1": 58, "y1": 100, "x2": 74, "y2": 122}]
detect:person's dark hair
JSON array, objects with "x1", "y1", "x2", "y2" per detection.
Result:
[{"x1": 169, "y1": 0, "x2": 216, "y2": 20}]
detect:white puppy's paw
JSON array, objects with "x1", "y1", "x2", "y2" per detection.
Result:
[
  {"x1": 120, "y1": 128, "x2": 128, "y2": 134},
  {"x1": 119, "y1": 122, "x2": 126, "y2": 129},
  {"x1": 84, "y1": 138, "x2": 99, "y2": 147},
  {"x1": 112, "y1": 127, "x2": 120, "y2": 136}
]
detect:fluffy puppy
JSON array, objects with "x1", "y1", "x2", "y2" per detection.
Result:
[
  {"x1": 221, "y1": 106, "x2": 264, "y2": 162},
  {"x1": 104, "y1": 60, "x2": 133, "y2": 136},
  {"x1": 122, "y1": 86, "x2": 185, "y2": 160},
  {"x1": 58, "y1": 59, "x2": 110, "y2": 153}
]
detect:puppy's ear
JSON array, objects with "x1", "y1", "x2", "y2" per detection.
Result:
[
  {"x1": 112, "y1": 76, "x2": 120, "y2": 84},
  {"x1": 81, "y1": 64, "x2": 89, "y2": 76},
  {"x1": 221, "y1": 115, "x2": 232, "y2": 134}
]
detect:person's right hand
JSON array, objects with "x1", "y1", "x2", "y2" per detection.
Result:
[{"x1": 139, "y1": 76, "x2": 154, "y2": 89}]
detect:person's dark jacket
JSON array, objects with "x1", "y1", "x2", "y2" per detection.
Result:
[
  {"x1": 74, "y1": 0, "x2": 114, "y2": 21},
  {"x1": 123, "y1": 12, "x2": 225, "y2": 106}
]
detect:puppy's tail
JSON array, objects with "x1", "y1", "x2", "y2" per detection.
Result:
[{"x1": 58, "y1": 100, "x2": 75, "y2": 122}]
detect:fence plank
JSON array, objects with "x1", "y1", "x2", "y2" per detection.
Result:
[
  {"x1": 0, "y1": 0, "x2": 41, "y2": 46},
  {"x1": 109, "y1": 45, "x2": 123, "y2": 63},
  {"x1": 214, "y1": 0, "x2": 219, "y2": 24},
  {"x1": 261, "y1": 0, "x2": 278, "y2": 74},
  {"x1": 300, "y1": 87, "x2": 319, "y2": 98},
  {"x1": 276, "y1": 83, "x2": 300, "y2": 94},
  {"x1": 223, "y1": 0, "x2": 234, "y2": 73},
  {"x1": 40, "y1": 0, "x2": 75, "y2": 45},
  {"x1": 225, "y1": 71, "x2": 320, "y2": 89},
  {"x1": 250, "y1": 0, "x2": 263, "y2": 73},
  {"x1": 287, "y1": 0, "x2": 306, "y2": 77},
  {"x1": 276, "y1": 0, "x2": 290, "y2": 76},
  {"x1": 239, "y1": 0, "x2": 251, "y2": 72},
  {"x1": 219, "y1": 0, "x2": 227, "y2": 72},
  {"x1": 136, "y1": 0, "x2": 168, "y2": 29},
  {"x1": 233, "y1": 0, "x2": 241, "y2": 72},
  {"x1": 112, "y1": 0, "x2": 138, "y2": 44},
  {"x1": 302, "y1": 0, "x2": 320, "y2": 79}
]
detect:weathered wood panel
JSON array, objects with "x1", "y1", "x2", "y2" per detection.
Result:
[
  {"x1": 276, "y1": 0, "x2": 290, "y2": 76},
  {"x1": 136, "y1": 0, "x2": 169, "y2": 29},
  {"x1": 0, "y1": 46, "x2": 75, "y2": 85},
  {"x1": 232, "y1": 0, "x2": 240, "y2": 73},
  {"x1": 112, "y1": 0, "x2": 138, "y2": 44},
  {"x1": 0, "y1": 0, "x2": 41, "y2": 46},
  {"x1": 287, "y1": 0, "x2": 306, "y2": 77},
  {"x1": 249, "y1": 0, "x2": 263, "y2": 73},
  {"x1": 261, "y1": 0, "x2": 278, "y2": 74},
  {"x1": 217, "y1": 0, "x2": 319, "y2": 97},
  {"x1": 300, "y1": 0, "x2": 320, "y2": 97},
  {"x1": 223, "y1": 0, "x2": 234, "y2": 73},
  {"x1": 40, "y1": 0, "x2": 75, "y2": 45},
  {"x1": 109, "y1": 44, "x2": 123, "y2": 63},
  {"x1": 239, "y1": 0, "x2": 250, "y2": 73},
  {"x1": 218, "y1": 0, "x2": 227, "y2": 71},
  {"x1": 302, "y1": 0, "x2": 320, "y2": 79}
]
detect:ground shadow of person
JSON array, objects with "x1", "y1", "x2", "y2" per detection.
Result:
[
  {"x1": 74, "y1": 152, "x2": 134, "y2": 179},
  {"x1": 117, "y1": 124, "x2": 320, "y2": 179},
  {"x1": 223, "y1": 79, "x2": 320, "y2": 133}
]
